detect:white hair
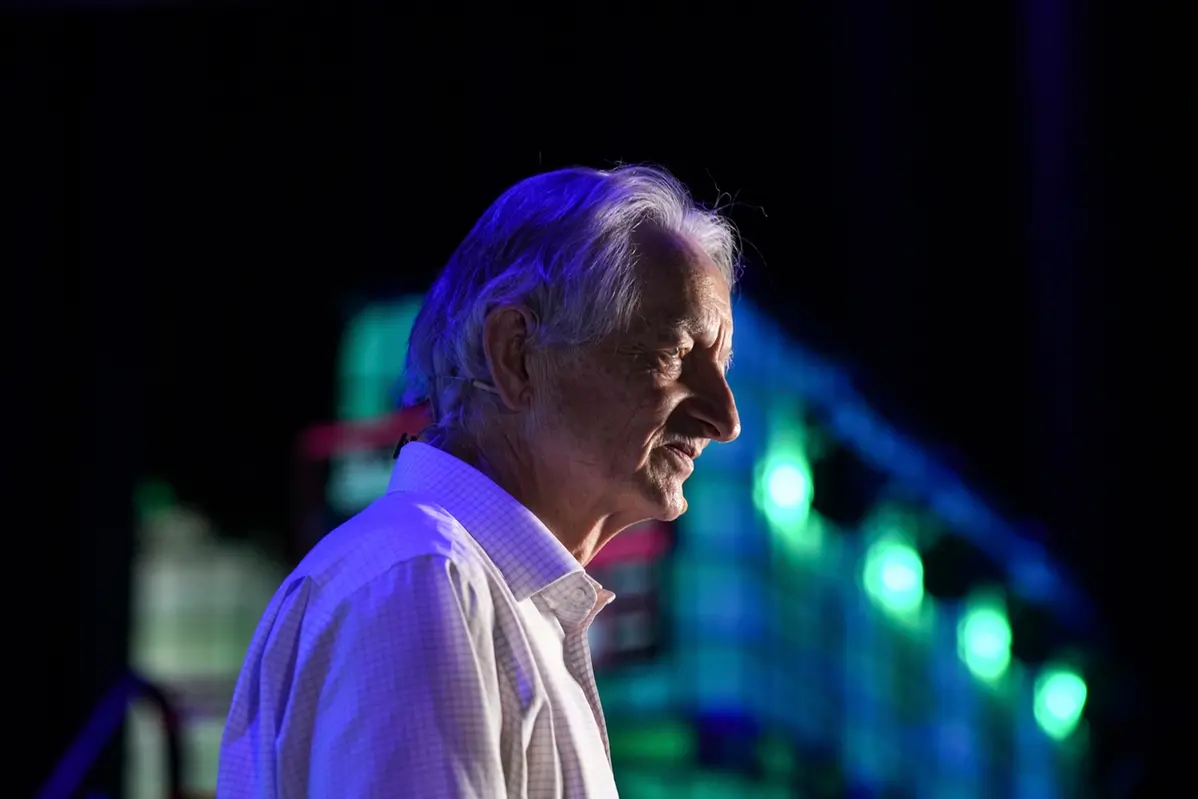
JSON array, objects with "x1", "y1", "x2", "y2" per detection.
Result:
[{"x1": 402, "y1": 164, "x2": 740, "y2": 436}]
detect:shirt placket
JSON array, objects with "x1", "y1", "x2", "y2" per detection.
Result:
[{"x1": 561, "y1": 586, "x2": 616, "y2": 762}]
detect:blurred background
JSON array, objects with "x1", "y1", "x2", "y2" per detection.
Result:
[{"x1": 4, "y1": 2, "x2": 1175, "y2": 798}]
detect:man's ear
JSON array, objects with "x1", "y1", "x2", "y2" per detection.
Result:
[{"x1": 481, "y1": 305, "x2": 536, "y2": 411}]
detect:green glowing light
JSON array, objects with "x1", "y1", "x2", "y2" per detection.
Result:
[
  {"x1": 958, "y1": 593, "x2": 1012, "y2": 682},
  {"x1": 863, "y1": 536, "x2": 924, "y2": 615},
  {"x1": 1034, "y1": 667, "x2": 1088, "y2": 740}
]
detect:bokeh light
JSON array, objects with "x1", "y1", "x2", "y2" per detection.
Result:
[
  {"x1": 863, "y1": 536, "x2": 924, "y2": 616},
  {"x1": 958, "y1": 593, "x2": 1013, "y2": 682},
  {"x1": 1034, "y1": 667, "x2": 1088, "y2": 740}
]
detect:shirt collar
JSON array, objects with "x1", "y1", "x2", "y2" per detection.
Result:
[
  {"x1": 538, "y1": 573, "x2": 615, "y2": 630},
  {"x1": 386, "y1": 442, "x2": 584, "y2": 602}
]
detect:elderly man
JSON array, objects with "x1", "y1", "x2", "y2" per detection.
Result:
[{"x1": 218, "y1": 165, "x2": 741, "y2": 797}]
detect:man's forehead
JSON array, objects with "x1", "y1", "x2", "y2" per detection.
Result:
[
  {"x1": 635, "y1": 257, "x2": 731, "y2": 328},
  {"x1": 638, "y1": 224, "x2": 724, "y2": 275}
]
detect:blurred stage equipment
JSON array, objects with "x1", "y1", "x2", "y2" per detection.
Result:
[
  {"x1": 286, "y1": 293, "x2": 1129, "y2": 797},
  {"x1": 36, "y1": 671, "x2": 183, "y2": 799}
]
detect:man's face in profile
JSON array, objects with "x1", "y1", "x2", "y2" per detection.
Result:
[{"x1": 530, "y1": 230, "x2": 741, "y2": 527}]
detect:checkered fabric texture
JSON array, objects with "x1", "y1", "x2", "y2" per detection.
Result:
[{"x1": 218, "y1": 442, "x2": 619, "y2": 798}]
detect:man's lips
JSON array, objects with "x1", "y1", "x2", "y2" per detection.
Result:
[{"x1": 664, "y1": 443, "x2": 700, "y2": 459}]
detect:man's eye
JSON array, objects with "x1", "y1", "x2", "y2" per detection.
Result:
[{"x1": 654, "y1": 348, "x2": 690, "y2": 375}]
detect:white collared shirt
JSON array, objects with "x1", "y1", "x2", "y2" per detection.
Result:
[{"x1": 217, "y1": 442, "x2": 619, "y2": 798}]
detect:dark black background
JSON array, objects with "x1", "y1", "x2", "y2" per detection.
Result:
[{"x1": 3, "y1": 2, "x2": 1175, "y2": 795}]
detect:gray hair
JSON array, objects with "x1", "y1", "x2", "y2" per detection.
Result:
[{"x1": 401, "y1": 164, "x2": 740, "y2": 436}]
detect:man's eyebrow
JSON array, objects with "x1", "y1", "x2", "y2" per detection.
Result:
[
  {"x1": 627, "y1": 313, "x2": 688, "y2": 340},
  {"x1": 648, "y1": 317, "x2": 734, "y2": 364},
  {"x1": 649, "y1": 313, "x2": 708, "y2": 338}
]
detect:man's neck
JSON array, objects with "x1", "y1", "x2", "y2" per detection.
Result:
[{"x1": 438, "y1": 434, "x2": 628, "y2": 566}]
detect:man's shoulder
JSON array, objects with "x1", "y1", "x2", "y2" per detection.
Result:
[{"x1": 288, "y1": 491, "x2": 495, "y2": 609}]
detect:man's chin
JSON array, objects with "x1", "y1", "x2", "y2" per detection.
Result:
[
  {"x1": 632, "y1": 473, "x2": 689, "y2": 521},
  {"x1": 660, "y1": 500, "x2": 687, "y2": 521},
  {"x1": 650, "y1": 490, "x2": 688, "y2": 521}
]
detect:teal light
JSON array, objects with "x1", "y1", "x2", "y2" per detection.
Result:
[
  {"x1": 1034, "y1": 667, "x2": 1088, "y2": 740},
  {"x1": 338, "y1": 296, "x2": 424, "y2": 421},
  {"x1": 957, "y1": 593, "x2": 1012, "y2": 682},
  {"x1": 754, "y1": 450, "x2": 813, "y2": 527},
  {"x1": 753, "y1": 443, "x2": 817, "y2": 555},
  {"x1": 862, "y1": 536, "x2": 924, "y2": 615},
  {"x1": 767, "y1": 462, "x2": 810, "y2": 509},
  {"x1": 753, "y1": 406, "x2": 819, "y2": 556}
]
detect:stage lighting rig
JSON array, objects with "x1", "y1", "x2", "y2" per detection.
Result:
[
  {"x1": 920, "y1": 532, "x2": 1004, "y2": 601},
  {"x1": 806, "y1": 439, "x2": 889, "y2": 531}
]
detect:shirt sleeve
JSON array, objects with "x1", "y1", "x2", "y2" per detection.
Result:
[{"x1": 219, "y1": 555, "x2": 506, "y2": 799}]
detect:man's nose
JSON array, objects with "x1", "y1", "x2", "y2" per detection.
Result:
[{"x1": 692, "y1": 373, "x2": 741, "y2": 444}]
